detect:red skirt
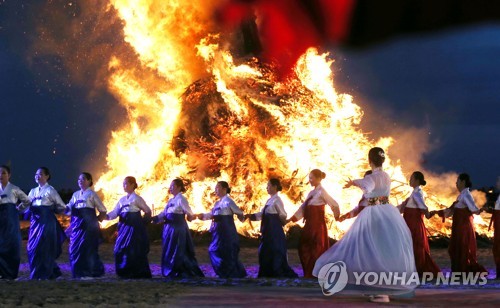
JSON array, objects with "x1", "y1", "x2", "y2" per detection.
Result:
[
  {"x1": 493, "y1": 210, "x2": 500, "y2": 276},
  {"x1": 403, "y1": 208, "x2": 441, "y2": 276},
  {"x1": 448, "y1": 208, "x2": 488, "y2": 273},
  {"x1": 299, "y1": 205, "x2": 329, "y2": 278}
]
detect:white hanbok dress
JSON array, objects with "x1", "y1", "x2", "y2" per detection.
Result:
[{"x1": 313, "y1": 168, "x2": 417, "y2": 295}]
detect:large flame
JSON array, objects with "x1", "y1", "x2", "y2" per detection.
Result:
[{"x1": 93, "y1": 0, "x2": 492, "y2": 239}]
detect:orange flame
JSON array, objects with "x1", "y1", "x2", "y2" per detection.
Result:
[{"x1": 93, "y1": 0, "x2": 492, "y2": 239}]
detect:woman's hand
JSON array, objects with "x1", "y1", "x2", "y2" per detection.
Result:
[{"x1": 343, "y1": 178, "x2": 354, "y2": 189}]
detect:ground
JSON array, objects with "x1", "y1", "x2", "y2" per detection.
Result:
[{"x1": 1, "y1": 242, "x2": 499, "y2": 307}]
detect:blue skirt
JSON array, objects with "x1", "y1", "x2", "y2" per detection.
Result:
[
  {"x1": 69, "y1": 208, "x2": 105, "y2": 278},
  {"x1": 0, "y1": 204, "x2": 21, "y2": 279},
  {"x1": 161, "y1": 213, "x2": 204, "y2": 278},
  {"x1": 259, "y1": 214, "x2": 298, "y2": 278},
  {"x1": 27, "y1": 206, "x2": 67, "y2": 280},
  {"x1": 114, "y1": 212, "x2": 152, "y2": 278},
  {"x1": 209, "y1": 215, "x2": 247, "y2": 278}
]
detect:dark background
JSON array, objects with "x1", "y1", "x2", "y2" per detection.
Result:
[{"x1": 0, "y1": 1, "x2": 499, "y2": 192}]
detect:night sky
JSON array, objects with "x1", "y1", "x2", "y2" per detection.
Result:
[{"x1": 0, "y1": 2, "x2": 499, "y2": 191}]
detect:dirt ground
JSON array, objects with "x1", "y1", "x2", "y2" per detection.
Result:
[{"x1": 1, "y1": 241, "x2": 499, "y2": 307}]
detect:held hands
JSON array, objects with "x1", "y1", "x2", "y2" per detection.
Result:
[
  {"x1": 97, "y1": 212, "x2": 108, "y2": 222},
  {"x1": 338, "y1": 213, "x2": 350, "y2": 222}
]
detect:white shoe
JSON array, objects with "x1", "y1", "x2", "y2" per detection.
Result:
[
  {"x1": 369, "y1": 295, "x2": 390, "y2": 303},
  {"x1": 80, "y1": 276, "x2": 94, "y2": 280}
]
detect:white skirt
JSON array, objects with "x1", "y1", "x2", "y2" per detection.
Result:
[{"x1": 313, "y1": 203, "x2": 417, "y2": 295}]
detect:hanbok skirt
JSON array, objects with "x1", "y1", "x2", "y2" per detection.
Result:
[
  {"x1": 0, "y1": 204, "x2": 21, "y2": 279},
  {"x1": 313, "y1": 203, "x2": 417, "y2": 295},
  {"x1": 448, "y1": 208, "x2": 487, "y2": 274},
  {"x1": 27, "y1": 206, "x2": 67, "y2": 280},
  {"x1": 258, "y1": 213, "x2": 297, "y2": 278},
  {"x1": 299, "y1": 205, "x2": 329, "y2": 278},
  {"x1": 403, "y1": 208, "x2": 440, "y2": 276},
  {"x1": 161, "y1": 213, "x2": 204, "y2": 278},
  {"x1": 69, "y1": 208, "x2": 105, "y2": 278},
  {"x1": 209, "y1": 215, "x2": 247, "y2": 278},
  {"x1": 114, "y1": 212, "x2": 152, "y2": 278},
  {"x1": 493, "y1": 210, "x2": 500, "y2": 278}
]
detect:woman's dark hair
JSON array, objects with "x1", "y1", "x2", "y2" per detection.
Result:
[
  {"x1": 38, "y1": 167, "x2": 51, "y2": 181},
  {"x1": 310, "y1": 169, "x2": 326, "y2": 180},
  {"x1": 172, "y1": 178, "x2": 186, "y2": 192},
  {"x1": 368, "y1": 147, "x2": 386, "y2": 167},
  {"x1": 217, "y1": 181, "x2": 231, "y2": 194},
  {"x1": 81, "y1": 172, "x2": 94, "y2": 187},
  {"x1": 269, "y1": 178, "x2": 282, "y2": 191},
  {"x1": 0, "y1": 165, "x2": 11, "y2": 174},
  {"x1": 363, "y1": 170, "x2": 372, "y2": 177},
  {"x1": 458, "y1": 173, "x2": 472, "y2": 188},
  {"x1": 125, "y1": 176, "x2": 138, "y2": 190},
  {"x1": 412, "y1": 171, "x2": 426, "y2": 186}
]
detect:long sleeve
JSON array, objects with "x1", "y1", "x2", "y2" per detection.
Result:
[
  {"x1": 92, "y1": 193, "x2": 107, "y2": 213},
  {"x1": 106, "y1": 202, "x2": 121, "y2": 220},
  {"x1": 229, "y1": 199, "x2": 243, "y2": 216},
  {"x1": 353, "y1": 176, "x2": 375, "y2": 195},
  {"x1": 461, "y1": 191, "x2": 480, "y2": 213},
  {"x1": 321, "y1": 188, "x2": 340, "y2": 217},
  {"x1": 180, "y1": 197, "x2": 194, "y2": 216}
]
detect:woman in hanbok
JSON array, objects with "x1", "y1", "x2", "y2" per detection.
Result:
[
  {"x1": 66, "y1": 172, "x2": 107, "y2": 279},
  {"x1": 338, "y1": 170, "x2": 371, "y2": 222},
  {"x1": 397, "y1": 171, "x2": 440, "y2": 276},
  {"x1": 0, "y1": 165, "x2": 31, "y2": 280},
  {"x1": 432, "y1": 173, "x2": 488, "y2": 274},
  {"x1": 313, "y1": 148, "x2": 416, "y2": 303},
  {"x1": 152, "y1": 178, "x2": 204, "y2": 278},
  {"x1": 246, "y1": 179, "x2": 297, "y2": 278},
  {"x1": 287, "y1": 169, "x2": 340, "y2": 278},
  {"x1": 483, "y1": 192, "x2": 500, "y2": 279},
  {"x1": 103, "y1": 176, "x2": 152, "y2": 279},
  {"x1": 198, "y1": 181, "x2": 247, "y2": 278},
  {"x1": 23, "y1": 167, "x2": 67, "y2": 280}
]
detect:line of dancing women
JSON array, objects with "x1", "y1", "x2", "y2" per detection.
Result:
[{"x1": 0, "y1": 147, "x2": 498, "y2": 297}]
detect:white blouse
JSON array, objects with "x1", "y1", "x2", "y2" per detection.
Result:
[
  {"x1": 67, "y1": 188, "x2": 107, "y2": 213},
  {"x1": 495, "y1": 195, "x2": 500, "y2": 210},
  {"x1": 353, "y1": 168, "x2": 391, "y2": 199},
  {"x1": 0, "y1": 182, "x2": 30, "y2": 205},
  {"x1": 292, "y1": 183, "x2": 339, "y2": 220},
  {"x1": 200, "y1": 195, "x2": 243, "y2": 219},
  {"x1": 157, "y1": 193, "x2": 194, "y2": 220},
  {"x1": 27, "y1": 183, "x2": 66, "y2": 212},
  {"x1": 252, "y1": 194, "x2": 287, "y2": 221},
  {"x1": 398, "y1": 186, "x2": 428, "y2": 211},
  {"x1": 107, "y1": 192, "x2": 150, "y2": 220},
  {"x1": 443, "y1": 188, "x2": 480, "y2": 217}
]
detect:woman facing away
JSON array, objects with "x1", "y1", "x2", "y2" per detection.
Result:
[
  {"x1": 287, "y1": 169, "x2": 340, "y2": 278},
  {"x1": 101, "y1": 176, "x2": 152, "y2": 279},
  {"x1": 246, "y1": 178, "x2": 297, "y2": 278},
  {"x1": 313, "y1": 148, "x2": 416, "y2": 303},
  {"x1": 152, "y1": 178, "x2": 204, "y2": 278},
  {"x1": 483, "y1": 177, "x2": 500, "y2": 279},
  {"x1": 0, "y1": 165, "x2": 31, "y2": 280},
  {"x1": 397, "y1": 171, "x2": 440, "y2": 277},
  {"x1": 197, "y1": 181, "x2": 247, "y2": 278},
  {"x1": 432, "y1": 173, "x2": 488, "y2": 275},
  {"x1": 66, "y1": 172, "x2": 107, "y2": 279},
  {"x1": 22, "y1": 167, "x2": 68, "y2": 280}
]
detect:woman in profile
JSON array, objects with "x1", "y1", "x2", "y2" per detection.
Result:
[
  {"x1": 152, "y1": 178, "x2": 204, "y2": 278},
  {"x1": 397, "y1": 171, "x2": 440, "y2": 276},
  {"x1": 313, "y1": 148, "x2": 416, "y2": 303},
  {"x1": 102, "y1": 176, "x2": 152, "y2": 278},
  {"x1": 432, "y1": 173, "x2": 488, "y2": 275},
  {"x1": 197, "y1": 181, "x2": 247, "y2": 278},
  {"x1": 246, "y1": 178, "x2": 297, "y2": 278},
  {"x1": 287, "y1": 169, "x2": 340, "y2": 278}
]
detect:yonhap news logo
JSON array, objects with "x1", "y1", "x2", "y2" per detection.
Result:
[
  {"x1": 317, "y1": 262, "x2": 488, "y2": 296},
  {"x1": 317, "y1": 261, "x2": 348, "y2": 296}
]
